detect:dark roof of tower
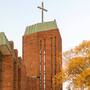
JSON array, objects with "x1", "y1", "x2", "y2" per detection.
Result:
[{"x1": 24, "y1": 20, "x2": 58, "y2": 35}]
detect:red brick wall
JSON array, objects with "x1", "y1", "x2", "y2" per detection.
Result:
[
  {"x1": 0, "y1": 41, "x2": 21, "y2": 90},
  {"x1": 23, "y1": 29, "x2": 62, "y2": 90},
  {"x1": 21, "y1": 63, "x2": 27, "y2": 90},
  {"x1": 13, "y1": 49, "x2": 19, "y2": 90},
  {"x1": 18, "y1": 57, "x2": 22, "y2": 90},
  {"x1": 2, "y1": 55, "x2": 14, "y2": 90},
  {"x1": 23, "y1": 33, "x2": 39, "y2": 77},
  {"x1": 0, "y1": 40, "x2": 21, "y2": 90},
  {"x1": 0, "y1": 53, "x2": 2, "y2": 89}
]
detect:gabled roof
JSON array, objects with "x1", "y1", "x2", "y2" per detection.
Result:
[
  {"x1": 24, "y1": 20, "x2": 58, "y2": 35},
  {"x1": 0, "y1": 32, "x2": 11, "y2": 55}
]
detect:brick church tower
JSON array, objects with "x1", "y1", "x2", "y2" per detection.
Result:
[{"x1": 22, "y1": 20, "x2": 62, "y2": 90}]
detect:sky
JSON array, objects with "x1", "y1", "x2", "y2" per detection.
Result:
[{"x1": 0, "y1": 0, "x2": 90, "y2": 56}]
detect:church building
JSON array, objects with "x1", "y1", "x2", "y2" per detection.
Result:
[
  {"x1": 0, "y1": 32, "x2": 21, "y2": 90},
  {"x1": 0, "y1": 2, "x2": 62, "y2": 90},
  {"x1": 22, "y1": 2, "x2": 62, "y2": 89},
  {"x1": 22, "y1": 20, "x2": 62, "y2": 90}
]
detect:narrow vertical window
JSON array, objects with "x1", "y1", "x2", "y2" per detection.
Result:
[
  {"x1": 13, "y1": 61, "x2": 17, "y2": 90},
  {"x1": 54, "y1": 36, "x2": 56, "y2": 75},
  {"x1": 50, "y1": 37, "x2": 53, "y2": 89},
  {"x1": 18, "y1": 67, "x2": 21, "y2": 90},
  {"x1": 44, "y1": 39, "x2": 46, "y2": 90},
  {"x1": 40, "y1": 40, "x2": 42, "y2": 90}
]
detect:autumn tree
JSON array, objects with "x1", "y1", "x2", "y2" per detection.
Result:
[
  {"x1": 74, "y1": 68, "x2": 90, "y2": 89},
  {"x1": 65, "y1": 57, "x2": 90, "y2": 89},
  {"x1": 55, "y1": 40, "x2": 90, "y2": 89}
]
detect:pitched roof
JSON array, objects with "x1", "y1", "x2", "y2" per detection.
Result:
[
  {"x1": 24, "y1": 20, "x2": 58, "y2": 35},
  {"x1": 0, "y1": 32, "x2": 11, "y2": 55}
]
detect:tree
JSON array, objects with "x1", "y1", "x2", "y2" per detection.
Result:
[
  {"x1": 65, "y1": 57, "x2": 90, "y2": 89},
  {"x1": 54, "y1": 40, "x2": 90, "y2": 89},
  {"x1": 53, "y1": 70, "x2": 67, "y2": 87},
  {"x1": 74, "y1": 68, "x2": 90, "y2": 89}
]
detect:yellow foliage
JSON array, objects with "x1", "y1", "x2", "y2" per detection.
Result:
[
  {"x1": 66, "y1": 57, "x2": 86, "y2": 76},
  {"x1": 74, "y1": 40, "x2": 90, "y2": 51},
  {"x1": 74, "y1": 40, "x2": 90, "y2": 56},
  {"x1": 74, "y1": 68, "x2": 90, "y2": 88},
  {"x1": 53, "y1": 70, "x2": 67, "y2": 87},
  {"x1": 55, "y1": 40, "x2": 90, "y2": 89}
]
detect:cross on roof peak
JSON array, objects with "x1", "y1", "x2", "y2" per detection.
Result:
[{"x1": 37, "y1": 2, "x2": 48, "y2": 23}]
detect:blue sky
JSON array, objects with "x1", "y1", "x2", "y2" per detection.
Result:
[{"x1": 0, "y1": 0, "x2": 90, "y2": 56}]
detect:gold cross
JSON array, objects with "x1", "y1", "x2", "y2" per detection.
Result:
[{"x1": 37, "y1": 2, "x2": 48, "y2": 23}]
